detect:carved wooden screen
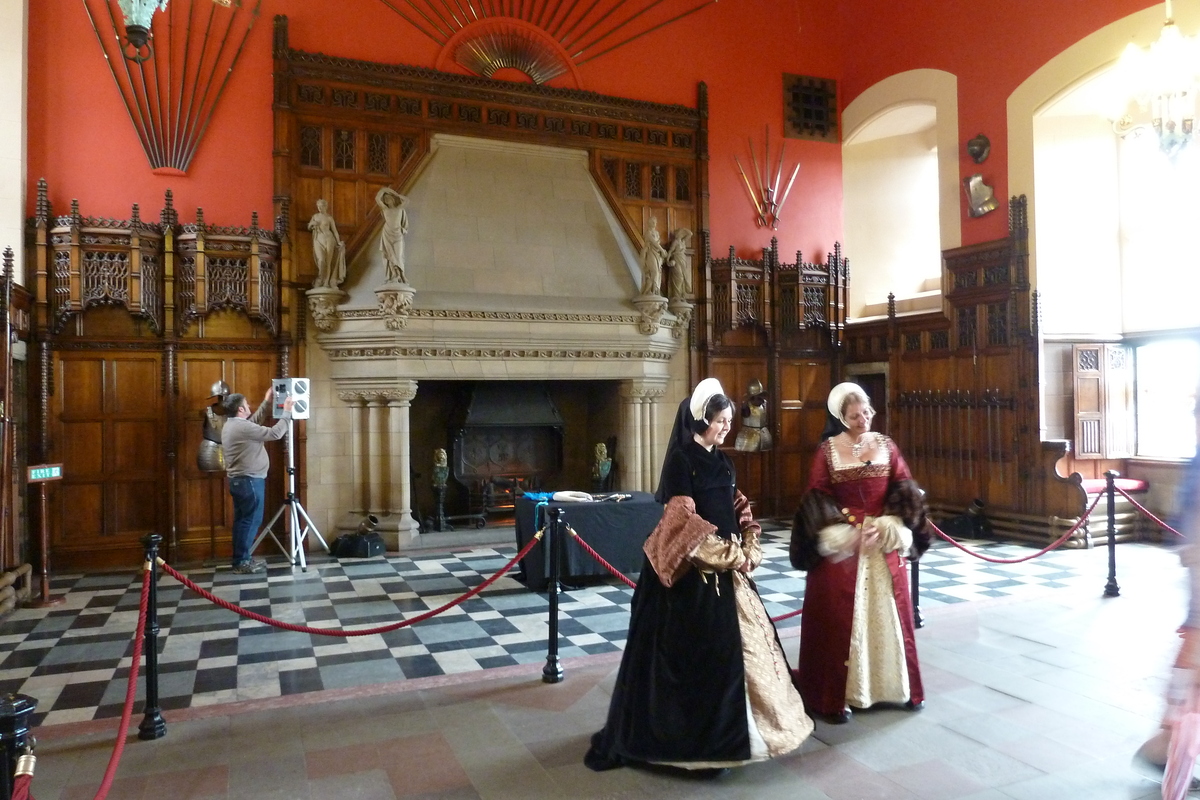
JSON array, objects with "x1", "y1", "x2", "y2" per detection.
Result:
[
  {"x1": 699, "y1": 236, "x2": 849, "y2": 515},
  {"x1": 843, "y1": 197, "x2": 1044, "y2": 530},
  {"x1": 271, "y1": 15, "x2": 705, "y2": 295},
  {"x1": 29, "y1": 183, "x2": 287, "y2": 569}
]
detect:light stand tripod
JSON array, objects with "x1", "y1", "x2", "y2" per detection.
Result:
[{"x1": 250, "y1": 417, "x2": 328, "y2": 570}]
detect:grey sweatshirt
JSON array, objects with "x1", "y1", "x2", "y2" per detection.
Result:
[{"x1": 221, "y1": 400, "x2": 288, "y2": 478}]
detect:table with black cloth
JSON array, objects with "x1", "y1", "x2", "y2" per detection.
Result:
[{"x1": 514, "y1": 491, "x2": 663, "y2": 591}]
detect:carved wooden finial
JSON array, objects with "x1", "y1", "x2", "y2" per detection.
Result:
[
  {"x1": 273, "y1": 14, "x2": 289, "y2": 58},
  {"x1": 161, "y1": 189, "x2": 177, "y2": 227},
  {"x1": 887, "y1": 292, "x2": 896, "y2": 320},
  {"x1": 196, "y1": 207, "x2": 205, "y2": 226},
  {"x1": 2, "y1": 246, "x2": 13, "y2": 279},
  {"x1": 250, "y1": 211, "x2": 259, "y2": 231},
  {"x1": 275, "y1": 196, "x2": 290, "y2": 235},
  {"x1": 131, "y1": 203, "x2": 141, "y2": 224},
  {"x1": 36, "y1": 178, "x2": 49, "y2": 222},
  {"x1": 1031, "y1": 289, "x2": 1041, "y2": 337}
]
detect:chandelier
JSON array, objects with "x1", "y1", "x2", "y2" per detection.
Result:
[
  {"x1": 117, "y1": 0, "x2": 231, "y2": 59},
  {"x1": 1114, "y1": 0, "x2": 1200, "y2": 158}
]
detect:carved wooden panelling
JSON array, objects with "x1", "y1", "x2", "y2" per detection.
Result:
[
  {"x1": 49, "y1": 352, "x2": 165, "y2": 570},
  {"x1": 842, "y1": 197, "x2": 1051, "y2": 531},
  {"x1": 367, "y1": 133, "x2": 388, "y2": 174},
  {"x1": 300, "y1": 127, "x2": 321, "y2": 167},
  {"x1": 624, "y1": 162, "x2": 643, "y2": 198}
]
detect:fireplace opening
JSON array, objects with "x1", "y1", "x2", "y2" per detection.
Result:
[{"x1": 409, "y1": 380, "x2": 621, "y2": 528}]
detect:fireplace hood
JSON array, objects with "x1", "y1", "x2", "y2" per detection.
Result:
[{"x1": 451, "y1": 382, "x2": 563, "y2": 428}]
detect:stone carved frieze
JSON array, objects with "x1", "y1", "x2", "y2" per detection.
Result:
[
  {"x1": 337, "y1": 308, "x2": 640, "y2": 323},
  {"x1": 337, "y1": 385, "x2": 419, "y2": 404},
  {"x1": 327, "y1": 346, "x2": 673, "y2": 361},
  {"x1": 619, "y1": 382, "x2": 669, "y2": 399}
]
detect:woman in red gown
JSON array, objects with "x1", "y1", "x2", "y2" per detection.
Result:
[{"x1": 789, "y1": 382, "x2": 930, "y2": 723}]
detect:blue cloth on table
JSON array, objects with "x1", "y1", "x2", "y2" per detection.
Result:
[{"x1": 522, "y1": 492, "x2": 554, "y2": 530}]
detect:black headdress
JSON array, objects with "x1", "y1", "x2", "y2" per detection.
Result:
[{"x1": 654, "y1": 379, "x2": 726, "y2": 502}]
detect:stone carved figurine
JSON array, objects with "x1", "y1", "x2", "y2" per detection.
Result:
[
  {"x1": 665, "y1": 227, "x2": 693, "y2": 301},
  {"x1": 375, "y1": 187, "x2": 411, "y2": 285},
  {"x1": 639, "y1": 217, "x2": 667, "y2": 297},
  {"x1": 308, "y1": 199, "x2": 347, "y2": 290}
]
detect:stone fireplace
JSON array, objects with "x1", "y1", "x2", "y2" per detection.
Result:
[{"x1": 305, "y1": 134, "x2": 687, "y2": 549}]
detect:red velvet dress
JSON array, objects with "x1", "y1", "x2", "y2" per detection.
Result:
[{"x1": 794, "y1": 437, "x2": 925, "y2": 716}]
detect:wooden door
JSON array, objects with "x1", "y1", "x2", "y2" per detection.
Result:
[
  {"x1": 176, "y1": 353, "x2": 280, "y2": 563},
  {"x1": 50, "y1": 351, "x2": 165, "y2": 571}
]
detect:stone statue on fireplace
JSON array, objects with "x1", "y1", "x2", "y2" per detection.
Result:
[
  {"x1": 639, "y1": 217, "x2": 667, "y2": 297},
  {"x1": 665, "y1": 227, "x2": 693, "y2": 301},
  {"x1": 375, "y1": 187, "x2": 411, "y2": 285},
  {"x1": 308, "y1": 199, "x2": 347, "y2": 290}
]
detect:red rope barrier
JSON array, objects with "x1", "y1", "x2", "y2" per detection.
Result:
[
  {"x1": 930, "y1": 492, "x2": 1103, "y2": 564},
  {"x1": 564, "y1": 526, "x2": 637, "y2": 589},
  {"x1": 92, "y1": 564, "x2": 152, "y2": 800},
  {"x1": 11, "y1": 774, "x2": 31, "y2": 800},
  {"x1": 566, "y1": 525, "x2": 803, "y2": 623},
  {"x1": 1116, "y1": 486, "x2": 1183, "y2": 537},
  {"x1": 156, "y1": 534, "x2": 542, "y2": 637},
  {"x1": 770, "y1": 606, "x2": 803, "y2": 622}
]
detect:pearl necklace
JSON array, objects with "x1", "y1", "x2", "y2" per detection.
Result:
[{"x1": 849, "y1": 432, "x2": 875, "y2": 461}]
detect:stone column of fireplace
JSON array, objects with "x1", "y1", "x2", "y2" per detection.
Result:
[
  {"x1": 335, "y1": 386, "x2": 420, "y2": 549},
  {"x1": 347, "y1": 395, "x2": 367, "y2": 515},
  {"x1": 619, "y1": 388, "x2": 642, "y2": 492},
  {"x1": 619, "y1": 379, "x2": 669, "y2": 493},
  {"x1": 368, "y1": 398, "x2": 387, "y2": 515},
  {"x1": 386, "y1": 381, "x2": 419, "y2": 545}
]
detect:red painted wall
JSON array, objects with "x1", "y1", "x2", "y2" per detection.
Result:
[
  {"x1": 28, "y1": 0, "x2": 846, "y2": 262},
  {"x1": 838, "y1": 0, "x2": 1157, "y2": 244}
]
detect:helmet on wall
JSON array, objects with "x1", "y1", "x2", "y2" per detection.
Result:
[{"x1": 208, "y1": 380, "x2": 231, "y2": 399}]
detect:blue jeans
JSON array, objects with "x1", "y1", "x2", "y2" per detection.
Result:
[{"x1": 229, "y1": 475, "x2": 266, "y2": 565}]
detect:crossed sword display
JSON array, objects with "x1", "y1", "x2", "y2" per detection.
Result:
[{"x1": 735, "y1": 126, "x2": 801, "y2": 230}]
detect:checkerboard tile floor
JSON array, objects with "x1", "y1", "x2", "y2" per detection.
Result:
[{"x1": 0, "y1": 525, "x2": 1106, "y2": 728}]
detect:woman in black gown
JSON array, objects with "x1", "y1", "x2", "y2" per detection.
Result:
[{"x1": 584, "y1": 378, "x2": 811, "y2": 774}]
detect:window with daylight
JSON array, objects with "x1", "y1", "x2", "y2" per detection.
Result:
[{"x1": 1135, "y1": 338, "x2": 1199, "y2": 459}]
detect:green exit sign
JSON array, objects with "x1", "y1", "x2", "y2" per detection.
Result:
[{"x1": 28, "y1": 464, "x2": 63, "y2": 483}]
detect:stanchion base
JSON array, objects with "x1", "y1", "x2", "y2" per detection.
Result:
[
  {"x1": 27, "y1": 595, "x2": 65, "y2": 608},
  {"x1": 542, "y1": 659, "x2": 564, "y2": 684},
  {"x1": 1103, "y1": 581, "x2": 1120, "y2": 598},
  {"x1": 137, "y1": 711, "x2": 167, "y2": 740},
  {"x1": 913, "y1": 608, "x2": 924, "y2": 629}
]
